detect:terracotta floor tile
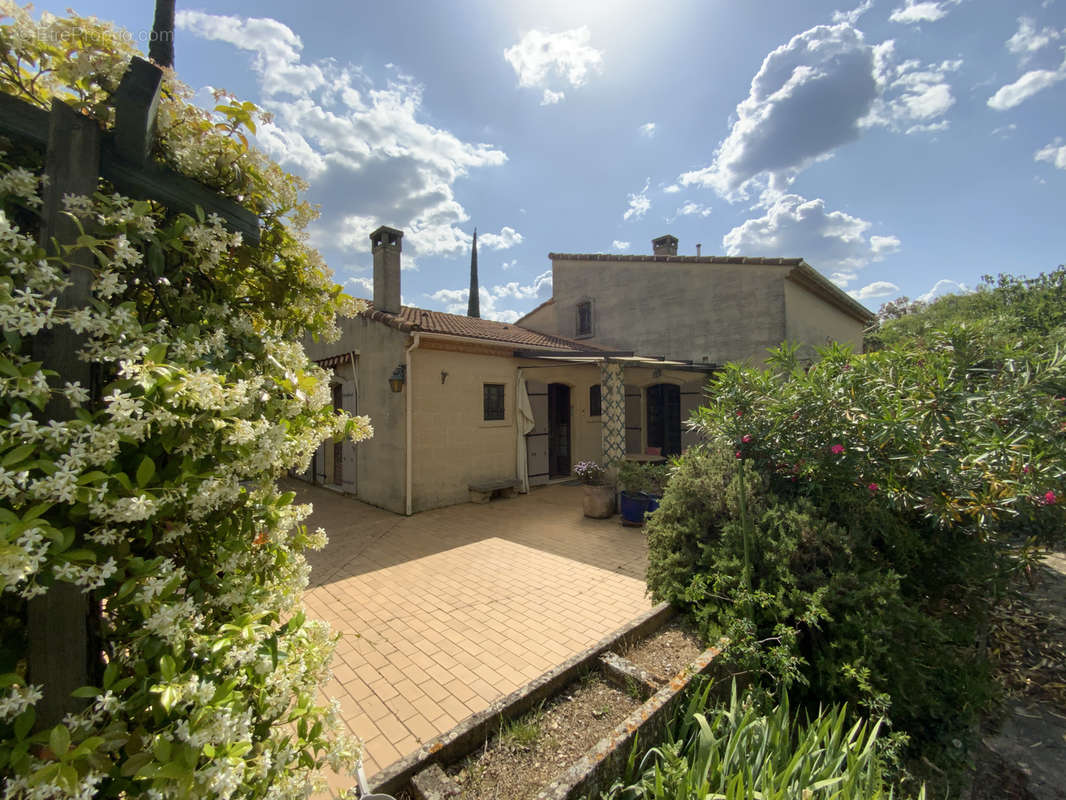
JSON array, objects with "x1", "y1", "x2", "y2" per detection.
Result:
[{"x1": 298, "y1": 480, "x2": 651, "y2": 787}]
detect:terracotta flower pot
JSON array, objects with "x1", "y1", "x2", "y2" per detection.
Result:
[{"x1": 582, "y1": 483, "x2": 616, "y2": 518}]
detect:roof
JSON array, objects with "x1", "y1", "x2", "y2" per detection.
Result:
[
  {"x1": 361, "y1": 303, "x2": 606, "y2": 352},
  {"x1": 548, "y1": 253, "x2": 805, "y2": 265},
  {"x1": 545, "y1": 253, "x2": 872, "y2": 324}
]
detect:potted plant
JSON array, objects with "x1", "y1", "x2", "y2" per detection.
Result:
[
  {"x1": 618, "y1": 461, "x2": 669, "y2": 526},
  {"x1": 573, "y1": 461, "x2": 615, "y2": 518}
]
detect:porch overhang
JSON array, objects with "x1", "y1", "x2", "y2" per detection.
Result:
[{"x1": 513, "y1": 349, "x2": 717, "y2": 373}]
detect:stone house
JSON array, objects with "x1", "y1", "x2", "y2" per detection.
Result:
[{"x1": 302, "y1": 228, "x2": 872, "y2": 515}]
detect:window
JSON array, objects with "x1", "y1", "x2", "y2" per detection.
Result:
[
  {"x1": 576, "y1": 300, "x2": 593, "y2": 336},
  {"x1": 589, "y1": 384, "x2": 601, "y2": 417},
  {"x1": 483, "y1": 383, "x2": 505, "y2": 421}
]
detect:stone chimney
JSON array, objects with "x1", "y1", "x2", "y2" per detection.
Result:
[
  {"x1": 370, "y1": 225, "x2": 403, "y2": 314},
  {"x1": 652, "y1": 234, "x2": 678, "y2": 256}
]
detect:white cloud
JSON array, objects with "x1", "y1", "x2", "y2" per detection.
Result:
[
  {"x1": 679, "y1": 23, "x2": 958, "y2": 200},
  {"x1": 177, "y1": 10, "x2": 508, "y2": 265},
  {"x1": 504, "y1": 27, "x2": 604, "y2": 104},
  {"x1": 612, "y1": 240, "x2": 631, "y2": 250},
  {"x1": 623, "y1": 178, "x2": 651, "y2": 221},
  {"x1": 1007, "y1": 17, "x2": 1063, "y2": 62},
  {"x1": 722, "y1": 193, "x2": 901, "y2": 280},
  {"x1": 991, "y1": 123, "x2": 1017, "y2": 137},
  {"x1": 639, "y1": 122, "x2": 656, "y2": 138},
  {"x1": 987, "y1": 59, "x2": 1066, "y2": 110},
  {"x1": 1036, "y1": 138, "x2": 1066, "y2": 169},
  {"x1": 345, "y1": 276, "x2": 374, "y2": 295},
  {"x1": 832, "y1": 0, "x2": 875, "y2": 25},
  {"x1": 501, "y1": 259, "x2": 518, "y2": 270},
  {"x1": 917, "y1": 278, "x2": 969, "y2": 303},
  {"x1": 848, "y1": 280, "x2": 900, "y2": 300},
  {"x1": 662, "y1": 184, "x2": 681, "y2": 194},
  {"x1": 479, "y1": 226, "x2": 524, "y2": 250},
  {"x1": 889, "y1": 0, "x2": 961, "y2": 24},
  {"x1": 676, "y1": 202, "x2": 713, "y2": 218},
  {"x1": 429, "y1": 270, "x2": 553, "y2": 322}
]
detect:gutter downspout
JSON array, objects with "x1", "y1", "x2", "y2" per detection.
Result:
[
  {"x1": 356, "y1": 349, "x2": 364, "y2": 494},
  {"x1": 405, "y1": 333, "x2": 420, "y2": 515}
]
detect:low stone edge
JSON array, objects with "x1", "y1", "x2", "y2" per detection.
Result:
[
  {"x1": 369, "y1": 601, "x2": 675, "y2": 796},
  {"x1": 534, "y1": 641, "x2": 725, "y2": 800}
]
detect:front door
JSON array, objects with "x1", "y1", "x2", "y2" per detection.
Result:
[
  {"x1": 646, "y1": 383, "x2": 681, "y2": 456},
  {"x1": 548, "y1": 383, "x2": 571, "y2": 477}
]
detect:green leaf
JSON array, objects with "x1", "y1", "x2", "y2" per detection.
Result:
[
  {"x1": 136, "y1": 457, "x2": 155, "y2": 487},
  {"x1": 13, "y1": 709, "x2": 34, "y2": 741},
  {"x1": 48, "y1": 725, "x2": 70, "y2": 757},
  {"x1": 71, "y1": 686, "x2": 100, "y2": 698},
  {"x1": 120, "y1": 751, "x2": 153, "y2": 777},
  {"x1": 2, "y1": 444, "x2": 35, "y2": 468},
  {"x1": 159, "y1": 654, "x2": 176, "y2": 681}
]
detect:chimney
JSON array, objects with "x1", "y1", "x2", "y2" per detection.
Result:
[
  {"x1": 467, "y1": 227, "x2": 480, "y2": 318},
  {"x1": 696, "y1": 243, "x2": 702, "y2": 256},
  {"x1": 652, "y1": 234, "x2": 678, "y2": 256},
  {"x1": 370, "y1": 225, "x2": 403, "y2": 314}
]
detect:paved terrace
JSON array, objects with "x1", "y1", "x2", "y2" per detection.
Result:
[{"x1": 290, "y1": 480, "x2": 652, "y2": 791}]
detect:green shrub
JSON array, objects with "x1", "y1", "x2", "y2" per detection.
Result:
[{"x1": 648, "y1": 277, "x2": 1066, "y2": 764}]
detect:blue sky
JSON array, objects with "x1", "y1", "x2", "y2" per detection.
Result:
[{"x1": 32, "y1": 0, "x2": 1066, "y2": 319}]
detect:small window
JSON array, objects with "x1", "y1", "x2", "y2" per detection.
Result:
[
  {"x1": 589, "y1": 384, "x2": 601, "y2": 417},
  {"x1": 483, "y1": 383, "x2": 505, "y2": 420},
  {"x1": 577, "y1": 300, "x2": 593, "y2": 336}
]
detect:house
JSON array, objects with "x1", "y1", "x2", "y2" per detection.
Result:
[
  {"x1": 302, "y1": 227, "x2": 873, "y2": 515},
  {"x1": 518, "y1": 234, "x2": 873, "y2": 367}
]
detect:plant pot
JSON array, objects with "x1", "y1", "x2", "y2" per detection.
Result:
[
  {"x1": 620, "y1": 490, "x2": 653, "y2": 525},
  {"x1": 582, "y1": 484, "x2": 616, "y2": 518}
]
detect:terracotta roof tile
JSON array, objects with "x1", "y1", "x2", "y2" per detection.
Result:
[{"x1": 361, "y1": 303, "x2": 602, "y2": 352}]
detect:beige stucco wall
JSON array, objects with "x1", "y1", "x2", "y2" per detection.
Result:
[
  {"x1": 783, "y1": 279, "x2": 866, "y2": 359},
  {"x1": 408, "y1": 347, "x2": 521, "y2": 512},
  {"x1": 303, "y1": 316, "x2": 409, "y2": 514},
  {"x1": 518, "y1": 301, "x2": 557, "y2": 338},
  {"x1": 540, "y1": 259, "x2": 790, "y2": 366}
]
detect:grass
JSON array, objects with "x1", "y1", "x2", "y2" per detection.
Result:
[{"x1": 500, "y1": 702, "x2": 544, "y2": 748}]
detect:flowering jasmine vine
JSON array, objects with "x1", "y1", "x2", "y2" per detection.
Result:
[{"x1": 0, "y1": 8, "x2": 374, "y2": 799}]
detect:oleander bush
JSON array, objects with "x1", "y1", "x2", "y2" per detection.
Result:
[
  {"x1": 0, "y1": 8, "x2": 371, "y2": 798},
  {"x1": 647, "y1": 270, "x2": 1066, "y2": 767}
]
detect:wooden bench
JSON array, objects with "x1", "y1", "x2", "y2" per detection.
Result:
[{"x1": 469, "y1": 480, "x2": 521, "y2": 504}]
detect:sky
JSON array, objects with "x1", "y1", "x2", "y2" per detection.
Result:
[{"x1": 30, "y1": 0, "x2": 1066, "y2": 320}]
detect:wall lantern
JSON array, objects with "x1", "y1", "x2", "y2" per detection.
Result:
[{"x1": 388, "y1": 364, "x2": 406, "y2": 393}]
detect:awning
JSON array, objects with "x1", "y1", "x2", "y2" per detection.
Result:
[
  {"x1": 513, "y1": 350, "x2": 716, "y2": 371},
  {"x1": 313, "y1": 352, "x2": 354, "y2": 369}
]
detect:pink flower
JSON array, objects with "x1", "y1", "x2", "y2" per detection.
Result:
[
  {"x1": 735, "y1": 451, "x2": 743, "y2": 459},
  {"x1": 1022, "y1": 465, "x2": 1031, "y2": 474},
  {"x1": 867, "y1": 483, "x2": 879, "y2": 494},
  {"x1": 1044, "y1": 490, "x2": 1057, "y2": 505},
  {"x1": 736, "y1": 410, "x2": 743, "y2": 417},
  {"x1": 830, "y1": 444, "x2": 845, "y2": 455},
  {"x1": 742, "y1": 435, "x2": 752, "y2": 443}
]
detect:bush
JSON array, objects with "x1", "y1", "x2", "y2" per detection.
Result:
[
  {"x1": 648, "y1": 279, "x2": 1066, "y2": 763},
  {"x1": 0, "y1": 10, "x2": 371, "y2": 798}
]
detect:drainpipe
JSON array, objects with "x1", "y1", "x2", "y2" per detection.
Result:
[
  {"x1": 405, "y1": 333, "x2": 420, "y2": 515},
  {"x1": 349, "y1": 350, "x2": 358, "y2": 494}
]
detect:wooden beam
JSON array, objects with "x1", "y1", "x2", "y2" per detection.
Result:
[
  {"x1": 0, "y1": 92, "x2": 48, "y2": 147},
  {"x1": 100, "y1": 143, "x2": 261, "y2": 244},
  {"x1": 0, "y1": 90, "x2": 260, "y2": 243},
  {"x1": 28, "y1": 99, "x2": 100, "y2": 728},
  {"x1": 111, "y1": 57, "x2": 162, "y2": 166}
]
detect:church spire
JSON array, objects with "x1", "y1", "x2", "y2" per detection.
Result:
[{"x1": 467, "y1": 227, "x2": 480, "y2": 318}]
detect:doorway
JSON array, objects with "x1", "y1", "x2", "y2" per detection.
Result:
[
  {"x1": 646, "y1": 383, "x2": 681, "y2": 456},
  {"x1": 547, "y1": 383, "x2": 571, "y2": 477}
]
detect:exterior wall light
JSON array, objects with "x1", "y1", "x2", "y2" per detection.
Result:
[{"x1": 388, "y1": 364, "x2": 406, "y2": 393}]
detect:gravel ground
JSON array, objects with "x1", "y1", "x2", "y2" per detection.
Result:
[
  {"x1": 447, "y1": 674, "x2": 641, "y2": 800},
  {"x1": 621, "y1": 618, "x2": 705, "y2": 683}
]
